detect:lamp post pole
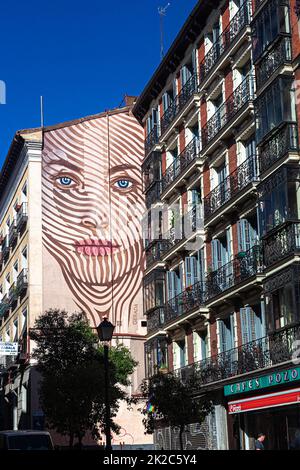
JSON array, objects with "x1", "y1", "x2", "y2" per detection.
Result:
[
  {"x1": 104, "y1": 342, "x2": 112, "y2": 452},
  {"x1": 96, "y1": 317, "x2": 115, "y2": 453}
]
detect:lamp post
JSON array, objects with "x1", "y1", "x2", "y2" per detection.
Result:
[{"x1": 97, "y1": 317, "x2": 115, "y2": 452}]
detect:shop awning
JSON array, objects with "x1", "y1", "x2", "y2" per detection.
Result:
[{"x1": 228, "y1": 388, "x2": 300, "y2": 414}]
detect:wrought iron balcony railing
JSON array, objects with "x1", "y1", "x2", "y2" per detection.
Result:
[
  {"x1": 259, "y1": 123, "x2": 298, "y2": 174},
  {"x1": 166, "y1": 281, "x2": 206, "y2": 321},
  {"x1": 8, "y1": 283, "x2": 18, "y2": 306},
  {"x1": 16, "y1": 268, "x2": 29, "y2": 294},
  {"x1": 206, "y1": 245, "x2": 263, "y2": 301},
  {"x1": 204, "y1": 154, "x2": 258, "y2": 219},
  {"x1": 145, "y1": 180, "x2": 162, "y2": 208},
  {"x1": 162, "y1": 137, "x2": 200, "y2": 192},
  {"x1": 263, "y1": 222, "x2": 300, "y2": 268},
  {"x1": 8, "y1": 222, "x2": 18, "y2": 247},
  {"x1": 147, "y1": 281, "x2": 206, "y2": 334},
  {"x1": 202, "y1": 75, "x2": 255, "y2": 149},
  {"x1": 145, "y1": 125, "x2": 160, "y2": 157},
  {"x1": 147, "y1": 306, "x2": 166, "y2": 333},
  {"x1": 256, "y1": 36, "x2": 292, "y2": 90},
  {"x1": 1, "y1": 236, "x2": 10, "y2": 262},
  {"x1": 0, "y1": 295, "x2": 10, "y2": 318},
  {"x1": 146, "y1": 240, "x2": 170, "y2": 268},
  {"x1": 174, "y1": 323, "x2": 300, "y2": 386},
  {"x1": 199, "y1": 1, "x2": 251, "y2": 83},
  {"x1": 160, "y1": 74, "x2": 199, "y2": 136},
  {"x1": 16, "y1": 202, "x2": 28, "y2": 232}
]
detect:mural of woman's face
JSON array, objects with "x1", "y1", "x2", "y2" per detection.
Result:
[{"x1": 42, "y1": 111, "x2": 145, "y2": 327}]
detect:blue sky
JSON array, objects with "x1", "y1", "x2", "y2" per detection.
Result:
[{"x1": 0, "y1": 0, "x2": 198, "y2": 164}]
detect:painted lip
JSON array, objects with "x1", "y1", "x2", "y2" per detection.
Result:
[{"x1": 75, "y1": 239, "x2": 121, "y2": 256}]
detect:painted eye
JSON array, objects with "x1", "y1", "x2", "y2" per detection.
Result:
[
  {"x1": 115, "y1": 180, "x2": 132, "y2": 190},
  {"x1": 57, "y1": 177, "x2": 74, "y2": 186}
]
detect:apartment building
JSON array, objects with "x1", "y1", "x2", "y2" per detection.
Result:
[
  {"x1": 0, "y1": 107, "x2": 152, "y2": 448},
  {"x1": 133, "y1": 0, "x2": 300, "y2": 450}
]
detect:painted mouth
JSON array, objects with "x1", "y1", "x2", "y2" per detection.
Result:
[{"x1": 75, "y1": 239, "x2": 121, "y2": 256}]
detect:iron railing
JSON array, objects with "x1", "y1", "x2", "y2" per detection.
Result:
[
  {"x1": 162, "y1": 137, "x2": 200, "y2": 192},
  {"x1": 204, "y1": 154, "x2": 258, "y2": 219},
  {"x1": 202, "y1": 75, "x2": 255, "y2": 149},
  {"x1": 16, "y1": 268, "x2": 29, "y2": 293},
  {"x1": 8, "y1": 221, "x2": 18, "y2": 247},
  {"x1": 1, "y1": 236, "x2": 10, "y2": 262},
  {"x1": 259, "y1": 123, "x2": 298, "y2": 174},
  {"x1": 174, "y1": 323, "x2": 300, "y2": 386},
  {"x1": 160, "y1": 74, "x2": 199, "y2": 136},
  {"x1": 263, "y1": 222, "x2": 300, "y2": 268},
  {"x1": 0, "y1": 295, "x2": 10, "y2": 318},
  {"x1": 147, "y1": 306, "x2": 167, "y2": 333},
  {"x1": 256, "y1": 36, "x2": 292, "y2": 90},
  {"x1": 166, "y1": 281, "x2": 206, "y2": 321},
  {"x1": 199, "y1": 1, "x2": 251, "y2": 83},
  {"x1": 206, "y1": 245, "x2": 263, "y2": 300},
  {"x1": 145, "y1": 125, "x2": 160, "y2": 156},
  {"x1": 16, "y1": 202, "x2": 28, "y2": 232},
  {"x1": 146, "y1": 240, "x2": 170, "y2": 268},
  {"x1": 147, "y1": 281, "x2": 206, "y2": 334}
]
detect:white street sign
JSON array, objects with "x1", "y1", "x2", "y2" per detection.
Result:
[{"x1": 0, "y1": 342, "x2": 18, "y2": 356}]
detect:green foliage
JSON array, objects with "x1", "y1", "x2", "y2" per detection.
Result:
[
  {"x1": 140, "y1": 372, "x2": 213, "y2": 450},
  {"x1": 30, "y1": 309, "x2": 137, "y2": 446}
]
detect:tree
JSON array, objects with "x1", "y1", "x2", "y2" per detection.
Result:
[
  {"x1": 140, "y1": 372, "x2": 212, "y2": 450},
  {"x1": 29, "y1": 309, "x2": 137, "y2": 448}
]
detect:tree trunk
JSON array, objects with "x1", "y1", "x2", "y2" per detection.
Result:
[
  {"x1": 69, "y1": 433, "x2": 74, "y2": 449},
  {"x1": 179, "y1": 425, "x2": 185, "y2": 451}
]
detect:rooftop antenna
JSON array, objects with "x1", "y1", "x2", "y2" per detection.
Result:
[{"x1": 158, "y1": 3, "x2": 171, "y2": 60}]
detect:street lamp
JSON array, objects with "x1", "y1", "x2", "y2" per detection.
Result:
[{"x1": 97, "y1": 317, "x2": 115, "y2": 452}]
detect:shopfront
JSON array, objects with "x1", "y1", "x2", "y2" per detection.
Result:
[{"x1": 225, "y1": 367, "x2": 300, "y2": 450}]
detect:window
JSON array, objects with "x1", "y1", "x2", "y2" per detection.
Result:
[
  {"x1": 13, "y1": 319, "x2": 18, "y2": 342},
  {"x1": 256, "y1": 78, "x2": 296, "y2": 144},
  {"x1": 218, "y1": 314, "x2": 235, "y2": 353},
  {"x1": 13, "y1": 260, "x2": 19, "y2": 283},
  {"x1": 240, "y1": 304, "x2": 266, "y2": 344},
  {"x1": 21, "y1": 246, "x2": 28, "y2": 269},
  {"x1": 211, "y1": 230, "x2": 231, "y2": 271},
  {"x1": 21, "y1": 181, "x2": 28, "y2": 202},
  {"x1": 173, "y1": 339, "x2": 186, "y2": 368},
  {"x1": 5, "y1": 273, "x2": 10, "y2": 294},
  {"x1": 193, "y1": 329, "x2": 208, "y2": 362},
  {"x1": 143, "y1": 271, "x2": 165, "y2": 313},
  {"x1": 167, "y1": 268, "x2": 183, "y2": 300},
  {"x1": 252, "y1": 0, "x2": 290, "y2": 62},
  {"x1": 237, "y1": 219, "x2": 257, "y2": 253},
  {"x1": 268, "y1": 283, "x2": 297, "y2": 331}
]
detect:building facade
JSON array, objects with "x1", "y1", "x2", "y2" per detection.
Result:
[
  {"x1": 0, "y1": 107, "x2": 152, "y2": 448},
  {"x1": 133, "y1": 0, "x2": 300, "y2": 450}
]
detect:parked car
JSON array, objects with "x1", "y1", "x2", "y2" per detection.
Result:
[{"x1": 0, "y1": 430, "x2": 54, "y2": 450}]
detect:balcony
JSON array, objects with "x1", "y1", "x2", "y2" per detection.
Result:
[
  {"x1": 160, "y1": 74, "x2": 199, "y2": 137},
  {"x1": 16, "y1": 268, "x2": 28, "y2": 294},
  {"x1": 1, "y1": 236, "x2": 10, "y2": 263},
  {"x1": 259, "y1": 123, "x2": 298, "y2": 175},
  {"x1": 147, "y1": 306, "x2": 166, "y2": 334},
  {"x1": 0, "y1": 295, "x2": 10, "y2": 318},
  {"x1": 145, "y1": 126, "x2": 160, "y2": 157},
  {"x1": 145, "y1": 180, "x2": 162, "y2": 209},
  {"x1": 206, "y1": 245, "x2": 263, "y2": 302},
  {"x1": 199, "y1": 1, "x2": 251, "y2": 85},
  {"x1": 175, "y1": 323, "x2": 300, "y2": 386},
  {"x1": 256, "y1": 36, "x2": 292, "y2": 91},
  {"x1": 8, "y1": 283, "x2": 18, "y2": 307},
  {"x1": 162, "y1": 137, "x2": 200, "y2": 195},
  {"x1": 8, "y1": 222, "x2": 18, "y2": 248},
  {"x1": 146, "y1": 240, "x2": 169, "y2": 269},
  {"x1": 263, "y1": 222, "x2": 300, "y2": 269},
  {"x1": 147, "y1": 281, "x2": 206, "y2": 334},
  {"x1": 16, "y1": 202, "x2": 28, "y2": 232},
  {"x1": 160, "y1": 206, "x2": 203, "y2": 259},
  {"x1": 204, "y1": 154, "x2": 258, "y2": 221},
  {"x1": 202, "y1": 75, "x2": 255, "y2": 151}
]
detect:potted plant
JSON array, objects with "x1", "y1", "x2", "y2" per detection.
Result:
[{"x1": 159, "y1": 364, "x2": 168, "y2": 374}]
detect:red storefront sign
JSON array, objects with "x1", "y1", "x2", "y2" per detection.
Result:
[{"x1": 228, "y1": 388, "x2": 300, "y2": 414}]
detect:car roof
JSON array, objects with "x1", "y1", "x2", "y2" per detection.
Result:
[{"x1": 0, "y1": 431, "x2": 51, "y2": 436}]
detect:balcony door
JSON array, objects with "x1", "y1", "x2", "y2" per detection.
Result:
[
  {"x1": 237, "y1": 219, "x2": 257, "y2": 254},
  {"x1": 219, "y1": 315, "x2": 235, "y2": 353},
  {"x1": 240, "y1": 304, "x2": 266, "y2": 345}
]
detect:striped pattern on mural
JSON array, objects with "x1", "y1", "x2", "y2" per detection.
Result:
[{"x1": 42, "y1": 110, "x2": 145, "y2": 330}]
